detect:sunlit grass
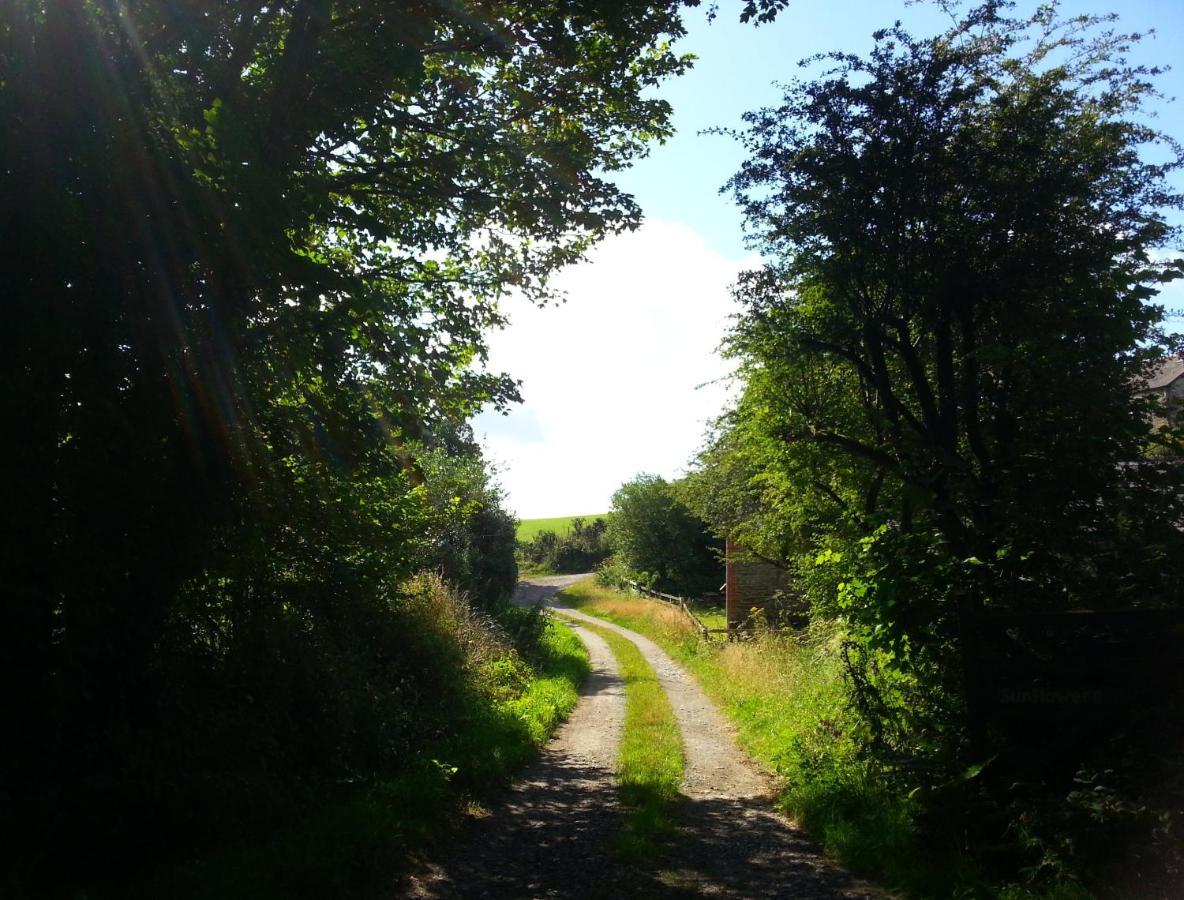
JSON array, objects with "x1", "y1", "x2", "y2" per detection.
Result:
[
  {"x1": 686, "y1": 600, "x2": 726, "y2": 631},
  {"x1": 561, "y1": 579, "x2": 704, "y2": 645},
  {"x1": 516, "y1": 514, "x2": 607, "y2": 542},
  {"x1": 559, "y1": 614, "x2": 684, "y2": 864}
]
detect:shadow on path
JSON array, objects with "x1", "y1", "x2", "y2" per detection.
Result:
[
  {"x1": 652, "y1": 797, "x2": 881, "y2": 898},
  {"x1": 405, "y1": 606, "x2": 627, "y2": 899},
  {"x1": 408, "y1": 756, "x2": 625, "y2": 899},
  {"x1": 404, "y1": 576, "x2": 889, "y2": 899}
]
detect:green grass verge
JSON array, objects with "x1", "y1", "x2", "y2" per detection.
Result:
[
  {"x1": 559, "y1": 579, "x2": 1008, "y2": 898},
  {"x1": 686, "y1": 600, "x2": 726, "y2": 631},
  {"x1": 516, "y1": 514, "x2": 607, "y2": 542},
  {"x1": 136, "y1": 619, "x2": 590, "y2": 900},
  {"x1": 558, "y1": 614, "x2": 684, "y2": 864}
]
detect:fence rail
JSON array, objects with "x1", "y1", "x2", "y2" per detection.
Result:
[{"x1": 619, "y1": 579, "x2": 727, "y2": 640}]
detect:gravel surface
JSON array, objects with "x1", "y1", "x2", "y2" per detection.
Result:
[
  {"x1": 403, "y1": 576, "x2": 891, "y2": 899},
  {"x1": 404, "y1": 589, "x2": 626, "y2": 899},
  {"x1": 551, "y1": 606, "x2": 770, "y2": 803}
]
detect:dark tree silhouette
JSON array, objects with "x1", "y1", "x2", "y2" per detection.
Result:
[{"x1": 0, "y1": 1, "x2": 791, "y2": 891}]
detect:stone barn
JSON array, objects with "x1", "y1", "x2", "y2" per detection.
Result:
[
  {"x1": 723, "y1": 538, "x2": 796, "y2": 630},
  {"x1": 1146, "y1": 356, "x2": 1184, "y2": 429}
]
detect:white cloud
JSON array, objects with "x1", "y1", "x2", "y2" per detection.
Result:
[
  {"x1": 474, "y1": 224, "x2": 1184, "y2": 520},
  {"x1": 473, "y1": 219, "x2": 755, "y2": 519}
]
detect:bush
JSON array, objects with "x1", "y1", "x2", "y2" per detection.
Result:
[
  {"x1": 517, "y1": 517, "x2": 611, "y2": 573},
  {"x1": 113, "y1": 575, "x2": 589, "y2": 900},
  {"x1": 419, "y1": 443, "x2": 521, "y2": 610},
  {"x1": 594, "y1": 556, "x2": 636, "y2": 590},
  {"x1": 7, "y1": 563, "x2": 578, "y2": 899}
]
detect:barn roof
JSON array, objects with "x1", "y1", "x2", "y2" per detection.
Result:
[{"x1": 1147, "y1": 357, "x2": 1184, "y2": 390}]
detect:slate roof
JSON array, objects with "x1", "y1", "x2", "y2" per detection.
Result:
[{"x1": 1147, "y1": 357, "x2": 1184, "y2": 390}]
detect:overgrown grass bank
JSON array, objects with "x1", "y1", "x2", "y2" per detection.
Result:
[
  {"x1": 131, "y1": 578, "x2": 590, "y2": 900},
  {"x1": 560, "y1": 615, "x2": 684, "y2": 862},
  {"x1": 558, "y1": 579, "x2": 1006, "y2": 897}
]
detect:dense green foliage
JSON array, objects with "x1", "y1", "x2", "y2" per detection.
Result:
[
  {"x1": 689, "y1": 0, "x2": 1184, "y2": 747},
  {"x1": 421, "y1": 447, "x2": 520, "y2": 604},
  {"x1": 679, "y1": 1, "x2": 1184, "y2": 889},
  {"x1": 143, "y1": 579, "x2": 590, "y2": 899},
  {"x1": 605, "y1": 473, "x2": 723, "y2": 594},
  {"x1": 0, "y1": 0, "x2": 757, "y2": 892},
  {"x1": 518, "y1": 515, "x2": 612, "y2": 573}
]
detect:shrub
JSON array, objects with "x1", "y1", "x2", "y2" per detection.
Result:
[
  {"x1": 517, "y1": 517, "x2": 611, "y2": 573},
  {"x1": 606, "y1": 474, "x2": 722, "y2": 595}
]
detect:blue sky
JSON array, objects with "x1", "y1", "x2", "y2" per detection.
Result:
[
  {"x1": 476, "y1": 0, "x2": 1184, "y2": 519},
  {"x1": 619, "y1": 0, "x2": 1184, "y2": 261}
]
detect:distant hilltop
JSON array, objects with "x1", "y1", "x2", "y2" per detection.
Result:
[{"x1": 516, "y1": 514, "x2": 609, "y2": 542}]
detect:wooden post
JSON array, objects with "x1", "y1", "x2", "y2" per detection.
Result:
[{"x1": 725, "y1": 536, "x2": 740, "y2": 633}]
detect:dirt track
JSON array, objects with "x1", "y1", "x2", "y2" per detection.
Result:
[{"x1": 404, "y1": 575, "x2": 887, "y2": 899}]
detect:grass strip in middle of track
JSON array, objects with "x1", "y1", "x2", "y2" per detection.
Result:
[{"x1": 559, "y1": 614, "x2": 684, "y2": 863}]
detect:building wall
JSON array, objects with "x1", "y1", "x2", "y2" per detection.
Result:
[
  {"x1": 1152, "y1": 380, "x2": 1184, "y2": 430},
  {"x1": 725, "y1": 540, "x2": 794, "y2": 629},
  {"x1": 724, "y1": 538, "x2": 739, "y2": 627}
]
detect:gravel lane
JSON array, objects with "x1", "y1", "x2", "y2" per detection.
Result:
[
  {"x1": 547, "y1": 586, "x2": 889, "y2": 899},
  {"x1": 404, "y1": 576, "x2": 890, "y2": 899},
  {"x1": 551, "y1": 605, "x2": 769, "y2": 802},
  {"x1": 405, "y1": 601, "x2": 627, "y2": 899}
]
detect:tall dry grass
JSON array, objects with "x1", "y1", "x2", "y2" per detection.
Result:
[{"x1": 576, "y1": 592, "x2": 696, "y2": 640}]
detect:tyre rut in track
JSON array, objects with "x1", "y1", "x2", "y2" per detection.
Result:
[{"x1": 405, "y1": 576, "x2": 890, "y2": 899}]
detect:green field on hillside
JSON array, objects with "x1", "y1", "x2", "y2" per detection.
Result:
[{"x1": 516, "y1": 514, "x2": 608, "y2": 542}]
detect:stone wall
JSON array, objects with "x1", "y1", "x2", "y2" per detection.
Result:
[{"x1": 1152, "y1": 379, "x2": 1184, "y2": 430}]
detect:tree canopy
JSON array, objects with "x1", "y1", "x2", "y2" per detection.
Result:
[
  {"x1": 0, "y1": 1, "x2": 783, "y2": 890},
  {"x1": 606, "y1": 473, "x2": 722, "y2": 595},
  {"x1": 685, "y1": 0, "x2": 1184, "y2": 758}
]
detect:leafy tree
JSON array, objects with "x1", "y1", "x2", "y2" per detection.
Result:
[
  {"x1": 0, "y1": 1, "x2": 794, "y2": 889},
  {"x1": 607, "y1": 474, "x2": 722, "y2": 595},
  {"x1": 418, "y1": 432, "x2": 520, "y2": 609},
  {"x1": 692, "y1": 1, "x2": 1184, "y2": 759},
  {"x1": 561, "y1": 517, "x2": 612, "y2": 571}
]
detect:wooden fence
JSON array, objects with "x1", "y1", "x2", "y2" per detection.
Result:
[{"x1": 619, "y1": 579, "x2": 728, "y2": 640}]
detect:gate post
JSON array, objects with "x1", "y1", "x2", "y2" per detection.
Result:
[{"x1": 725, "y1": 536, "x2": 740, "y2": 632}]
